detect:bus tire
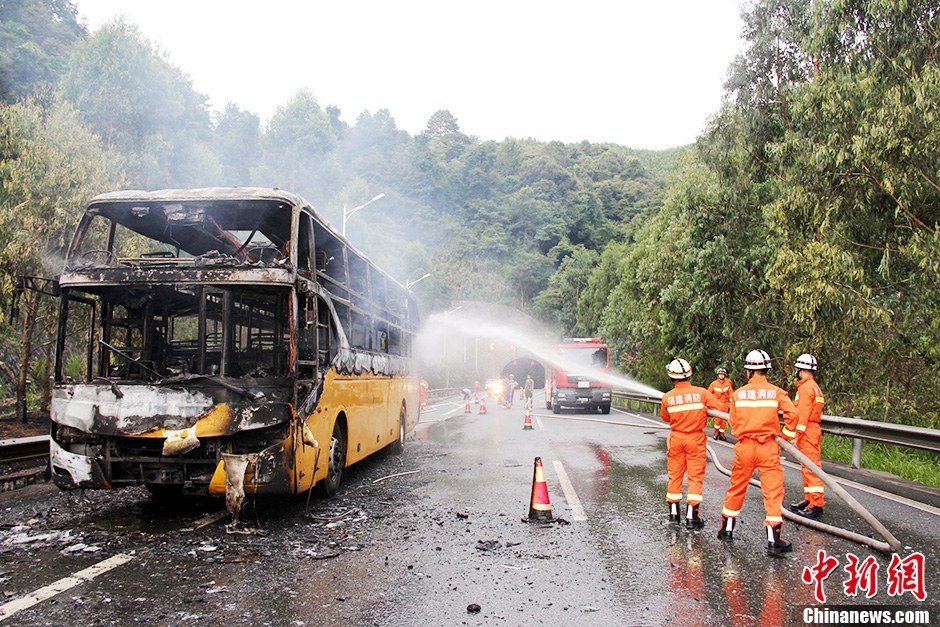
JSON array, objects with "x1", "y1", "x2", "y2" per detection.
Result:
[
  {"x1": 390, "y1": 403, "x2": 406, "y2": 455},
  {"x1": 317, "y1": 419, "x2": 347, "y2": 497}
]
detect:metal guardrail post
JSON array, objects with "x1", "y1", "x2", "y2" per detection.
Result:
[{"x1": 852, "y1": 437, "x2": 863, "y2": 469}]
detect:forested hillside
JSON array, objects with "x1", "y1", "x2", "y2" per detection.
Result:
[
  {"x1": 1, "y1": 0, "x2": 937, "y2": 436},
  {"x1": 578, "y1": 0, "x2": 939, "y2": 429}
]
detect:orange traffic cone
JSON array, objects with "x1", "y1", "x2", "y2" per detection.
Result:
[
  {"x1": 528, "y1": 457, "x2": 553, "y2": 521},
  {"x1": 464, "y1": 398, "x2": 471, "y2": 414},
  {"x1": 478, "y1": 395, "x2": 488, "y2": 414},
  {"x1": 522, "y1": 404, "x2": 533, "y2": 430}
]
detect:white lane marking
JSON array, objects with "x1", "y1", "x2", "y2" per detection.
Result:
[
  {"x1": 0, "y1": 553, "x2": 134, "y2": 622},
  {"x1": 552, "y1": 460, "x2": 587, "y2": 522},
  {"x1": 535, "y1": 416, "x2": 543, "y2": 429},
  {"x1": 610, "y1": 405, "x2": 940, "y2": 518},
  {"x1": 611, "y1": 406, "x2": 664, "y2": 426},
  {"x1": 442, "y1": 404, "x2": 467, "y2": 417}
]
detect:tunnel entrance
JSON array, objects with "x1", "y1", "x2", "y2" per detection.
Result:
[{"x1": 500, "y1": 359, "x2": 545, "y2": 389}]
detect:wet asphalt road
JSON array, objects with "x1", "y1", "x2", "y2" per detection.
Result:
[{"x1": 0, "y1": 392, "x2": 937, "y2": 626}]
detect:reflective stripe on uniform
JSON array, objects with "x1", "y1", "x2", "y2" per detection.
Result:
[
  {"x1": 816, "y1": 397, "x2": 825, "y2": 404},
  {"x1": 804, "y1": 486, "x2": 825, "y2": 493},
  {"x1": 796, "y1": 424, "x2": 807, "y2": 431},
  {"x1": 666, "y1": 492, "x2": 683, "y2": 501},
  {"x1": 781, "y1": 428, "x2": 796, "y2": 438},
  {"x1": 687, "y1": 493, "x2": 702, "y2": 503},
  {"x1": 666, "y1": 402, "x2": 705, "y2": 413},
  {"x1": 735, "y1": 399, "x2": 780, "y2": 408},
  {"x1": 765, "y1": 516, "x2": 783, "y2": 523},
  {"x1": 722, "y1": 507, "x2": 740, "y2": 517}
]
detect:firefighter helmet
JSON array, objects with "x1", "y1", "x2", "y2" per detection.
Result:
[
  {"x1": 716, "y1": 367, "x2": 728, "y2": 375},
  {"x1": 744, "y1": 349, "x2": 772, "y2": 370},
  {"x1": 794, "y1": 353, "x2": 818, "y2": 371},
  {"x1": 666, "y1": 358, "x2": 693, "y2": 380}
]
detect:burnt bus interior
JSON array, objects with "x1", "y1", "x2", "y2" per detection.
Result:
[
  {"x1": 50, "y1": 192, "x2": 417, "y2": 492},
  {"x1": 57, "y1": 197, "x2": 416, "y2": 387},
  {"x1": 57, "y1": 200, "x2": 296, "y2": 384}
]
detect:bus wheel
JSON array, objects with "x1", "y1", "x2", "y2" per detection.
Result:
[
  {"x1": 318, "y1": 421, "x2": 347, "y2": 497},
  {"x1": 390, "y1": 403, "x2": 406, "y2": 455}
]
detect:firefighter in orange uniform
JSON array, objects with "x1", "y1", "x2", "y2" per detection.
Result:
[
  {"x1": 707, "y1": 367, "x2": 734, "y2": 441},
  {"x1": 718, "y1": 349, "x2": 797, "y2": 557},
  {"x1": 786, "y1": 353, "x2": 826, "y2": 519},
  {"x1": 661, "y1": 358, "x2": 717, "y2": 529}
]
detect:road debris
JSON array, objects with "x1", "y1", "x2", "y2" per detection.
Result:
[{"x1": 372, "y1": 470, "x2": 420, "y2": 484}]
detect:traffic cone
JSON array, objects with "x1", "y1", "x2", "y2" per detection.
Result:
[
  {"x1": 522, "y1": 404, "x2": 533, "y2": 430},
  {"x1": 528, "y1": 457, "x2": 553, "y2": 521},
  {"x1": 478, "y1": 395, "x2": 488, "y2": 414},
  {"x1": 464, "y1": 398, "x2": 471, "y2": 414}
]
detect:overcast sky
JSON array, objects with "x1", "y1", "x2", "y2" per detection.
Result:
[{"x1": 73, "y1": 1, "x2": 746, "y2": 150}]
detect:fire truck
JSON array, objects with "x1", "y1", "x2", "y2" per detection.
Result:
[{"x1": 544, "y1": 337, "x2": 612, "y2": 414}]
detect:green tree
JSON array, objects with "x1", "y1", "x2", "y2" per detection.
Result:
[
  {"x1": 0, "y1": 99, "x2": 123, "y2": 419},
  {"x1": 258, "y1": 90, "x2": 338, "y2": 198},
  {"x1": 59, "y1": 20, "x2": 218, "y2": 188},
  {"x1": 0, "y1": 0, "x2": 84, "y2": 103},
  {"x1": 212, "y1": 103, "x2": 261, "y2": 185}
]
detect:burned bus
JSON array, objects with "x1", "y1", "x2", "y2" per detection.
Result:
[{"x1": 47, "y1": 188, "x2": 419, "y2": 501}]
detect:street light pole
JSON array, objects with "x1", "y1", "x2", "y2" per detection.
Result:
[
  {"x1": 342, "y1": 193, "x2": 385, "y2": 236},
  {"x1": 405, "y1": 273, "x2": 431, "y2": 290}
]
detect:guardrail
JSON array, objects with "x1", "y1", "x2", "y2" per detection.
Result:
[
  {"x1": 425, "y1": 387, "x2": 463, "y2": 403},
  {"x1": 610, "y1": 391, "x2": 940, "y2": 469},
  {"x1": 0, "y1": 434, "x2": 50, "y2": 464}
]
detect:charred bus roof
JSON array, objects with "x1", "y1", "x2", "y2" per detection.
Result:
[{"x1": 61, "y1": 187, "x2": 409, "y2": 294}]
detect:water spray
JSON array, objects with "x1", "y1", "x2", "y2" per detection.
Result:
[{"x1": 418, "y1": 311, "x2": 662, "y2": 398}]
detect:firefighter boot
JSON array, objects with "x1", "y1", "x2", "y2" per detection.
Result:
[
  {"x1": 766, "y1": 524, "x2": 792, "y2": 557},
  {"x1": 797, "y1": 506, "x2": 824, "y2": 520},
  {"x1": 685, "y1": 503, "x2": 705, "y2": 530},
  {"x1": 713, "y1": 428, "x2": 720, "y2": 441},
  {"x1": 717, "y1": 516, "x2": 735, "y2": 540},
  {"x1": 668, "y1": 502, "x2": 680, "y2": 524},
  {"x1": 789, "y1": 499, "x2": 809, "y2": 513}
]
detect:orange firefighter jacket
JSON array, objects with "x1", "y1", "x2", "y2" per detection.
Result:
[
  {"x1": 728, "y1": 373, "x2": 797, "y2": 441},
  {"x1": 660, "y1": 380, "x2": 718, "y2": 433},
  {"x1": 785, "y1": 377, "x2": 825, "y2": 437},
  {"x1": 707, "y1": 377, "x2": 735, "y2": 410}
]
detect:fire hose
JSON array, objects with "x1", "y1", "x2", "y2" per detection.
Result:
[
  {"x1": 706, "y1": 408, "x2": 902, "y2": 553},
  {"x1": 538, "y1": 410, "x2": 903, "y2": 553}
]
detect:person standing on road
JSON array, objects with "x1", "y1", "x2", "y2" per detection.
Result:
[
  {"x1": 506, "y1": 374, "x2": 517, "y2": 407},
  {"x1": 718, "y1": 349, "x2": 798, "y2": 557},
  {"x1": 524, "y1": 374, "x2": 534, "y2": 406},
  {"x1": 786, "y1": 353, "x2": 826, "y2": 520},
  {"x1": 707, "y1": 367, "x2": 734, "y2": 440},
  {"x1": 661, "y1": 358, "x2": 718, "y2": 529}
]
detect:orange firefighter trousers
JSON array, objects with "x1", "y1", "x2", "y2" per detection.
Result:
[
  {"x1": 797, "y1": 422, "x2": 825, "y2": 507},
  {"x1": 667, "y1": 431, "x2": 706, "y2": 503},
  {"x1": 721, "y1": 437, "x2": 784, "y2": 526}
]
